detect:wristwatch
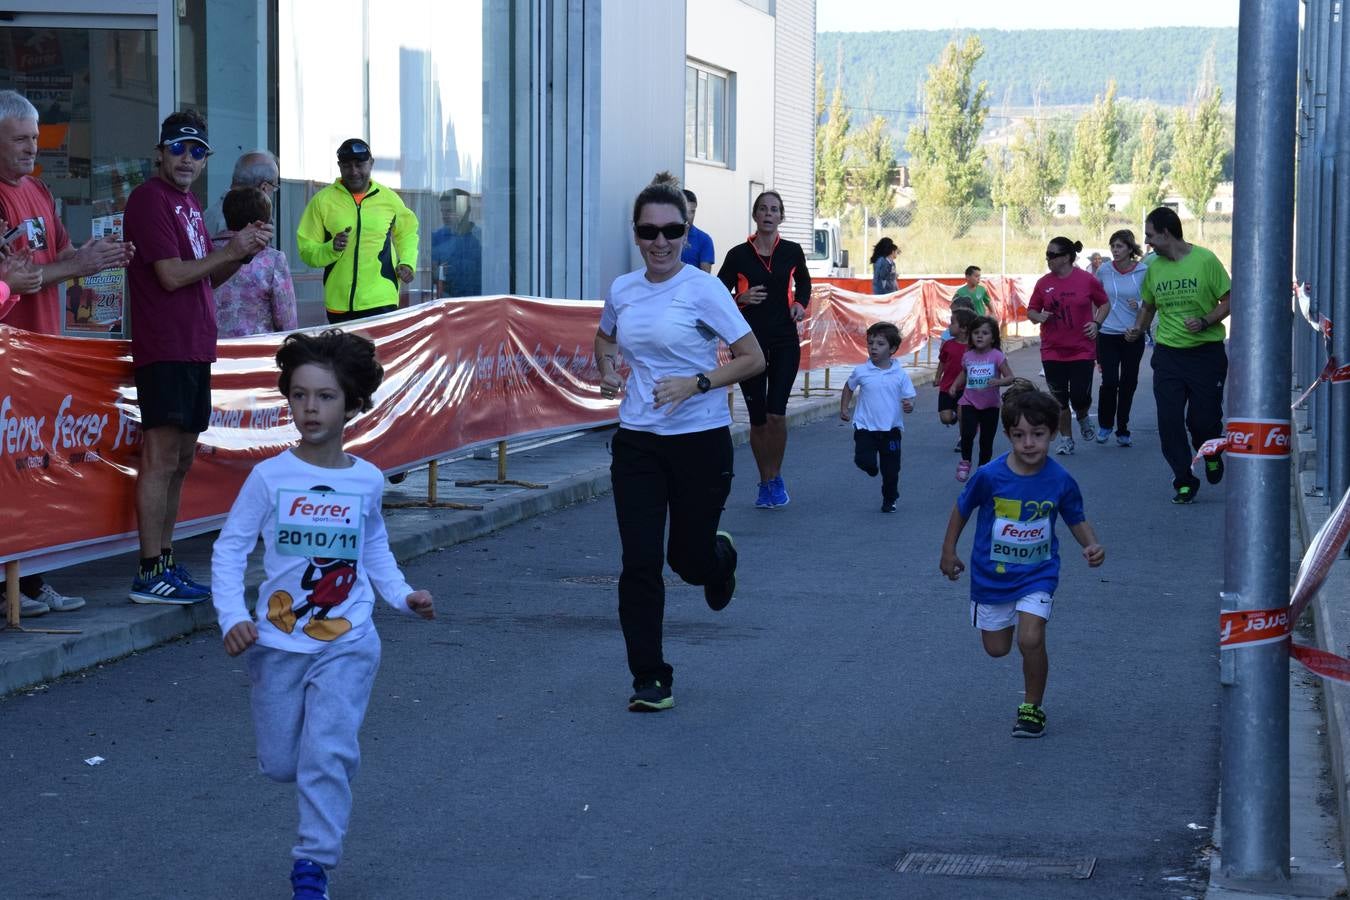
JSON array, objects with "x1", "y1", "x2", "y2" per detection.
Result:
[{"x1": 696, "y1": 373, "x2": 712, "y2": 393}]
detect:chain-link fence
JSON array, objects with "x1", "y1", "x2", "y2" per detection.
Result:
[{"x1": 844, "y1": 205, "x2": 1234, "y2": 277}]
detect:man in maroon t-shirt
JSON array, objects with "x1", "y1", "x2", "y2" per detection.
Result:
[
  {"x1": 0, "y1": 89, "x2": 137, "y2": 616},
  {"x1": 122, "y1": 110, "x2": 272, "y2": 605}
]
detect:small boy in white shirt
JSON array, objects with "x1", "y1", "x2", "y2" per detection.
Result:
[
  {"x1": 211, "y1": 329, "x2": 435, "y2": 900},
  {"x1": 841, "y1": 322, "x2": 917, "y2": 512}
]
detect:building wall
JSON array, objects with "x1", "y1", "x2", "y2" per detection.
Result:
[
  {"x1": 594, "y1": 1, "x2": 687, "y2": 292},
  {"x1": 772, "y1": 0, "x2": 816, "y2": 247},
  {"x1": 684, "y1": 0, "x2": 776, "y2": 264}
]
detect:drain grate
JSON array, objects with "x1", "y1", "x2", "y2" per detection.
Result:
[{"x1": 894, "y1": 853, "x2": 1096, "y2": 880}]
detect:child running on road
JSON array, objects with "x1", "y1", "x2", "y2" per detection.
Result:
[
  {"x1": 947, "y1": 315, "x2": 1014, "y2": 482},
  {"x1": 939, "y1": 387, "x2": 1105, "y2": 738},
  {"x1": 211, "y1": 329, "x2": 436, "y2": 900},
  {"x1": 935, "y1": 307, "x2": 977, "y2": 434},
  {"x1": 840, "y1": 322, "x2": 916, "y2": 513}
]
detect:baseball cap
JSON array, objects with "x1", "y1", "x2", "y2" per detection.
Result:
[
  {"x1": 336, "y1": 138, "x2": 371, "y2": 162},
  {"x1": 160, "y1": 121, "x2": 211, "y2": 150}
]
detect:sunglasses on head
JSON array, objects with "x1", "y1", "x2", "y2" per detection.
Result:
[
  {"x1": 634, "y1": 223, "x2": 686, "y2": 240},
  {"x1": 165, "y1": 141, "x2": 210, "y2": 160}
]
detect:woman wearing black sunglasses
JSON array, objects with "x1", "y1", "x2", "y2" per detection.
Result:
[
  {"x1": 1026, "y1": 237, "x2": 1111, "y2": 456},
  {"x1": 715, "y1": 190, "x2": 811, "y2": 509},
  {"x1": 593, "y1": 172, "x2": 765, "y2": 713}
]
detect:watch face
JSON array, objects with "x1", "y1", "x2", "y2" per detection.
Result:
[{"x1": 697, "y1": 374, "x2": 711, "y2": 393}]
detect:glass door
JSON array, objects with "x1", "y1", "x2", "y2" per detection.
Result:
[{"x1": 1, "y1": 11, "x2": 161, "y2": 336}]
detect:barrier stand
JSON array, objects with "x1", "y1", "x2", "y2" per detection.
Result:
[
  {"x1": 384, "y1": 460, "x2": 485, "y2": 511},
  {"x1": 2, "y1": 561, "x2": 81, "y2": 636},
  {"x1": 455, "y1": 440, "x2": 548, "y2": 490}
]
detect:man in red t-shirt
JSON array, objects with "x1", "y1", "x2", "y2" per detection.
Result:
[
  {"x1": 0, "y1": 89, "x2": 138, "y2": 616},
  {"x1": 122, "y1": 110, "x2": 272, "y2": 606}
]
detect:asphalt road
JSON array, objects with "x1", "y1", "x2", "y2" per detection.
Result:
[{"x1": 1, "y1": 345, "x2": 1223, "y2": 899}]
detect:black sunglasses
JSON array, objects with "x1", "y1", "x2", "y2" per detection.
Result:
[
  {"x1": 1045, "y1": 250, "x2": 1068, "y2": 260},
  {"x1": 634, "y1": 223, "x2": 686, "y2": 240},
  {"x1": 165, "y1": 141, "x2": 210, "y2": 160}
]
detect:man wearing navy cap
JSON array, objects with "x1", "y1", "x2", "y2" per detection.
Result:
[
  {"x1": 296, "y1": 137, "x2": 419, "y2": 323},
  {"x1": 122, "y1": 109, "x2": 274, "y2": 605}
]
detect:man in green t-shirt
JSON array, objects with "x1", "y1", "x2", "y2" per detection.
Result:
[
  {"x1": 1125, "y1": 206, "x2": 1230, "y2": 505},
  {"x1": 953, "y1": 265, "x2": 990, "y2": 316}
]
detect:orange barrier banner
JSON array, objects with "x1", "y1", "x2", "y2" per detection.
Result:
[{"x1": 0, "y1": 296, "x2": 616, "y2": 570}]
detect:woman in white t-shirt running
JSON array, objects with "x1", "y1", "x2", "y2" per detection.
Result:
[
  {"x1": 594, "y1": 172, "x2": 766, "y2": 713},
  {"x1": 1093, "y1": 229, "x2": 1150, "y2": 447}
]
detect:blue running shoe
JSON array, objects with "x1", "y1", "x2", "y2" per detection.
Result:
[
  {"x1": 169, "y1": 563, "x2": 211, "y2": 598},
  {"x1": 768, "y1": 475, "x2": 789, "y2": 507},
  {"x1": 291, "y1": 859, "x2": 329, "y2": 900},
  {"x1": 129, "y1": 569, "x2": 209, "y2": 605},
  {"x1": 1096, "y1": 428, "x2": 1112, "y2": 445},
  {"x1": 1117, "y1": 432, "x2": 1133, "y2": 447},
  {"x1": 755, "y1": 482, "x2": 773, "y2": 508}
]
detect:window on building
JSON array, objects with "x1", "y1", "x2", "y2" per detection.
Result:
[
  {"x1": 686, "y1": 61, "x2": 730, "y2": 165},
  {"x1": 1056, "y1": 204, "x2": 1066, "y2": 215},
  {"x1": 1213, "y1": 201, "x2": 1223, "y2": 213},
  {"x1": 1108, "y1": 203, "x2": 1117, "y2": 212}
]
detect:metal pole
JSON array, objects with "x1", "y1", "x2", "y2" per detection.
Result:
[
  {"x1": 1335, "y1": 0, "x2": 1350, "y2": 500},
  {"x1": 1220, "y1": 0, "x2": 1298, "y2": 883},
  {"x1": 1314, "y1": 1, "x2": 1340, "y2": 496},
  {"x1": 1294, "y1": 0, "x2": 1315, "y2": 389},
  {"x1": 1001, "y1": 207, "x2": 1007, "y2": 277}
]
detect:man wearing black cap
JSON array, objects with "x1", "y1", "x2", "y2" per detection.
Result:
[
  {"x1": 296, "y1": 137, "x2": 419, "y2": 323},
  {"x1": 122, "y1": 109, "x2": 274, "y2": 605}
]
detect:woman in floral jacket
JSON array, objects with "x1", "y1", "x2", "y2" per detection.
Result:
[{"x1": 213, "y1": 186, "x2": 298, "y2": 337}]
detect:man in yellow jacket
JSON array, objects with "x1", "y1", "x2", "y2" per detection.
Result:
[{"x1": 297, "y1": 138, "x2": 419, "y2": 323}]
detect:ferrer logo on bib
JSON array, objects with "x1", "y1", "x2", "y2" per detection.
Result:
[
  {"x1": 991, "y1": 516, "x2": 1051, "y2": 569},
  {"x1": 275, "y1": 488, "x2": 362, "y2": 560}
]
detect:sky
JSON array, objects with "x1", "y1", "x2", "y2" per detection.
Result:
[{"x1": 816, "y1": 0, "x2": 1239, "y2": 32}]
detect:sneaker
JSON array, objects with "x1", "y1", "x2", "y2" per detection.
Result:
[
  {"x1": 129, "y1": 569, "x2": 210, "y2": 605},
  {"x1": 881, "y1": 501, "x2": 897, "y2": 513},
  {"x1": 768, "y1": 475, "x2": 790, "y2": 508},
  {"x1": 1013, "y1": 702, "x2": 1046, "y2": 738},
  {"x1": 754, "y1": 481, "x2": 773, "y2": 509},
  {"x1": 1054, "y1": 436, "x2": 1075, "y2": 455},
  {"x1": 1096, "y1": 427, "x2": 1112, "y2": 445},
  {"x1": 169, "y1": 563, "x2": 211, "y2": 598},
  {"x1": 1204, "y1": 454, "x2": 1225, "y2": 485},
  {"x1": 955, "y1": 460, "x2": 972, "y2": 482},
  {"x1": 704, "y1": 531, "x2": 737, "y2": 612},
  {"x1": 1117, "y1": 432, "x2": 1132, "y2": 448},
  {"x1": 33, "y1": 584, "x2": 85, "y2": 612},
  {"x1": 628, "y1": 679, "x2": 674, "y2": 712},
  {"x1": 291, "y1": 859, "x2": 329, "y2": 900},
  {"x1": 1171, "y1": 484, "x2": 1197, "y2": 505},
  {"x1": 16, "y1": 594, "x2": 49, "y2": 617},
  {"x1": 1078, "y1": 416, "x2": 1098, "y2": 442}
]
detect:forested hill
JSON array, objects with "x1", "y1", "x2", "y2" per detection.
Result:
[{"x1": 818, "y1": 28, "x2": 1238, "y2": 113}]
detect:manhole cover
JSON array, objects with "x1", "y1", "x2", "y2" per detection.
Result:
[{"x1": 895, "y1": 853, "x2": 1096, "y2": 880}]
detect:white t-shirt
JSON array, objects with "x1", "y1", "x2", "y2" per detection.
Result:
[
  {"x1": 600, "y1": 264, "x2": 751, "y2": 435},
  {"x1": 1096, "y1": 259, "x2": 1150, "y2": 335},
  {"x1": 211, "y1": 450, "x2": 416, "y2": 654},
  {"x1": 845, "y1": 360, "x2": 917, "y2": 431}
]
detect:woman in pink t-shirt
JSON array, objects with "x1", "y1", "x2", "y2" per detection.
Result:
[{"x1": 1027, "y1": 237, "x2": 1110, "y2": 456}]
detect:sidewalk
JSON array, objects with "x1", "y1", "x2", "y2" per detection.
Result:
[{"x1": 0, "y1": 337, "x2": 1035, "y2": 697}]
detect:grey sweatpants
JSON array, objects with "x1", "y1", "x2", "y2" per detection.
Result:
[{"x1": 246, "y1": 628, "x2": 382, "y2": 868}]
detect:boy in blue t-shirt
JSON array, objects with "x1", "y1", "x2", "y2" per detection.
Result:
[{"x1": 939, "y1": 387, "x2": 1105, "y2": 738}]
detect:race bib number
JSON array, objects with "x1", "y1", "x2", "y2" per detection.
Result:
[
  {"x1": 967, "y1": 361, "x2": 995, "y2": 390},
  {"x1": 275, "y1": 489, "x2": 362, "y2": 560},
  {"x1": 990, "y1": 516, "x2": 1050, "y2": 566}
]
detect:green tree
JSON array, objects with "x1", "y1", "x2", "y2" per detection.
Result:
[
  {"x1": 992, "y1": 109, "x2": 1066, "y2": 232},
  {"x1": 1127, "y1": 104, "x2": 1166, "y2": 223},
  {"x1": 905, "y1": 35, "x2": 990, "y2": 235},
  {"x1": 817, "y1": 73, "x2": 851, "y2": 217},
  {"x1": 1067, "y1": 81, "x2": 1119, "y2": 238},
  {"x1": 1171, "y1": 52, "x2": 1227, "y2": 236},
  {"x1": 850, "y1": 114, "x2": 895, "y2": 224}
]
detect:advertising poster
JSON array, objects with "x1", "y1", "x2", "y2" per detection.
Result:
[{"x1": 62, "y1": 213, "x2": 126, "y2": 337}]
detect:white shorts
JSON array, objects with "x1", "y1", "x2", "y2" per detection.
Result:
[{"x1": 970, "y1": 592, "x2": 1054, "y2": 631}]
